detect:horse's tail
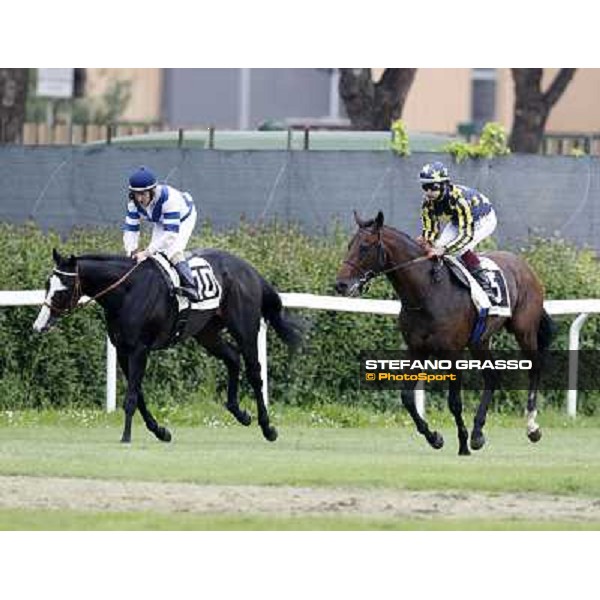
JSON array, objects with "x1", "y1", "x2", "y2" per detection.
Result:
[
  {"x1": 261, "y1": 279, "x2": 303, "y2": 350},
  {"x1": 538, "y1": 309, "x2": 557, "y2": 354}
]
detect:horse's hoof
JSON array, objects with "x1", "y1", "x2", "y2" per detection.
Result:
[
  {"x1": 470, "y1": 434, "x2": 486, "y2": 451},
  {"x1": 263, "y1": 426, "x2": 278, "y2": 442},
  {"x1": 157, "y1": 427, "x2": 172, "y2": 443},
  {"x1": 238, "y1": 411, "x2": 252, "y2": 427},
  {"x1": 458, "y1": 447, "x2": 471, "y2": 456},
  {"x1": 226, "y1": 404, "x2": 252, "y2": 427},
  {"x1": 429, "y1": 431, "x2": 444, "y2": 450},
  {"x1": 528, "y1": 428, "x2": 542, "y2": 443},
  {"x1": 120, "y1": 437, "x2": 131, "y2": 444}
]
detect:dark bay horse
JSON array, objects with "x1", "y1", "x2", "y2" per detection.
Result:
[
  {"x1": 33, "y1": 248, "x2": 302, "y2": 443},
  {"x1": 335, "y1": 211, "x2": 555, "y2": 455}
]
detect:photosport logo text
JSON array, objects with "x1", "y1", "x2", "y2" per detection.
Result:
[{"x1": 360, "y1": 351, "x2": 600, "y2": 391}]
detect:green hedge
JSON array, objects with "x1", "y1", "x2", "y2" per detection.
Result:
[{"x1": 1, "y1": 222, "x2": 599, "y2": 414}]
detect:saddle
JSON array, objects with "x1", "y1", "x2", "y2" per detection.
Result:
[
  {"x1": 151, "y1": 253, "x2": 223, "y2": 344},
  {"x1": 151, "y1": 253, "x2": 222, "y2": 311},
  {"x1": 443, "y1": 255, "x2": 511, "y2": 344},
  {"x1": 444, "y1": 255, "x2": 511, "y2": 318}
]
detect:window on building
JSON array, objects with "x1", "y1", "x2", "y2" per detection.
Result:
[{"x1": 471, "y1": 68, "x2": 496, "y2": 131}]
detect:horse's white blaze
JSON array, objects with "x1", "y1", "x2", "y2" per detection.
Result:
[
  {"x1": 33, "y1": 274, "x2": 66, "y2": 332},
  {"x1": 526, "y1": 409, "x2": 539, "y2": 434}
]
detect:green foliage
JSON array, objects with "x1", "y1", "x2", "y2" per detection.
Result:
[
  {"x1": 73, "y1": 79, "x2": 132, "y2": 125},
  {"x1": 389, "y1": 119, "x2": 410, "y2": 156},
  {"x1": 443, "y1": 122, "x2": 511, "y2": 163},
  {"x1": 0, "y1": 223, "x2": 598, "y2": 414},
  {"x1": 569, "y1": 147, "x2": 587, "y2": 158}
]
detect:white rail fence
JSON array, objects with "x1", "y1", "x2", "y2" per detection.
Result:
[{"x1": 2, "y1": 290, "x2": 600, "y2": 417}]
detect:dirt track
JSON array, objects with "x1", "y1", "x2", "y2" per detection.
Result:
[{"x1": 1, "y1": 475, "x2": 599, "y2": 521}]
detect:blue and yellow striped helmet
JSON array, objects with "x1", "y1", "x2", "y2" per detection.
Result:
[{"x1": 419, "y1": 161, "x2": 450, "y2": 184}]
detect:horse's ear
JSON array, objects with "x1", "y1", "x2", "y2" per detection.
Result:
[
  {"x1": 375, "y1": 211, "x2": 385, "y2": 229},
  {"x1": 52, "y1": 248, "x2": 61, "y2": 264},
  {"x1": 353, "y1": 210, "x2": 366, "y2": 228}
]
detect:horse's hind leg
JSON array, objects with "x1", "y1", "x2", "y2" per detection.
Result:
[
  {"x1": 512, "y1": 319, "x2": 543, "y2": 443},
  {"x1": 197, "y1": 327, "x2": 252, "y2": 427},
  {"x1": 229, "y1": 317, "x2": 277, "y2": 442}
]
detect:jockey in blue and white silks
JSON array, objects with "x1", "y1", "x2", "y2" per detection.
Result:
[
  {"x1": 123, "y1": 166, "x2": 199, "y2": 301},
  {"x1": 417, "y1": 161, "x2": 497, "y2": 295}
]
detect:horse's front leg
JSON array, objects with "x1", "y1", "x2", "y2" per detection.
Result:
[
  {"x1": 138, "y1": 391, "x2": 172, "y2": 442},
  {"x1": 117, "y1": 348, "x2": 170, "y2": 442},
  {"x1": 120, "y1": 346, "x2": 149, "y2": 444},
  {"x1": 401, "y1": 377, "x2": 444, "y2": 450},
  {"x1": 447, "y1": 370, "x2": 470, "y2": 456},
  {"x1": 470, "y1": 342, "x2": 499, "y2": 451}
]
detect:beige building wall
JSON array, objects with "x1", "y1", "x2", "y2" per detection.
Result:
[
  {"x1": 497, "y1": 68, "x2": 600, "y2": 133},
  {"x1": 410, "y1": 68, "x2": 600, "y2": 135},
  {"x1": 83, "y1": 68, "x2": 598, "y2": 134},
  {"x1": 401, "y1": 69, "x2": 472, "y2": 133},
  {"x1": 85, "y1": 68, "x2": 162, "y2": 122}
]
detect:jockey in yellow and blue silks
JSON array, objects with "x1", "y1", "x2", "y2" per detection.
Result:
[
  {"x1": 123, "y1": 166, "x2": 200, "y2": 302},
  {"x1": 417, "y1": 161, "x2": 497, "y2": 295}
]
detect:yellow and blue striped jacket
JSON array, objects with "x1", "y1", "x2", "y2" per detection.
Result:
[{"x1": 421, "y1": 184, "x2": 492, "y2": 253}]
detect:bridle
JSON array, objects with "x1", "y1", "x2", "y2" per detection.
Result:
[
  {"x1": 44, "y1": 261, "x2": 143, "y2": 317},
  {"x1": 343, "y1": 228, "x2": 430, "y2": 289}
]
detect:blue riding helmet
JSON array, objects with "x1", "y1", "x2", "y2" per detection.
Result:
[
  {"x1": 128, "y1": 166, "x2": 157, "y2": 192},
  {"x1": 419, "y1": 161, "x2": 450, "y2": 184}
]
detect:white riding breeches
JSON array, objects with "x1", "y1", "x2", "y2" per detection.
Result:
[{"x1": 435, "y1": 209, "x2": 497, "y2": 256}]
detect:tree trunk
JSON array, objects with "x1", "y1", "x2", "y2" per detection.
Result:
[
  {"x1": 339, "y1": 68, "x2": 416, "y2": 130},
  {"x1": 0, "y1": 69, "x2": 29, "y2": 144},
  {"x1": 510, "y1": 68, "x2": 577, "y2": 153}
]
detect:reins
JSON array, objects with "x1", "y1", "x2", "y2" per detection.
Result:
[{"x1": 44, "y1": 260, "x2": 143, "y2": 317}]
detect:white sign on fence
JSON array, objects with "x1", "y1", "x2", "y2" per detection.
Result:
[{"x1": 36, "y1": 68, "x2": 74, "y2": 98}]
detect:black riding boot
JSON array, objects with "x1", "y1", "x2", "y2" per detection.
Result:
[
  {"x1": 470, "y1": 266, "x2": 494, "y2": 296},
  {"x1": 174, "y1": 260, "x2": 200, "y2": 302}
]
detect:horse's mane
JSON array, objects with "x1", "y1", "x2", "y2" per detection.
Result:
[
  {"x1": 382, "y1": 224, "x2": 424, "y2": 255},
  {"x1": 77, "y1": 253, "x2": 134, "y2": 263},
  {"x1": 383, "y1": 225, "x2": 420, "y2": 247}
]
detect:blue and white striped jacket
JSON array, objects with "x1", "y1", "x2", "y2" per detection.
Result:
[{"x1": 122, "y1": 184, "x2": 195, "y2": 255}]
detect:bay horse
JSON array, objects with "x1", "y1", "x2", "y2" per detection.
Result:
[
  {"x1": 335, "y1": 211, "x2": 555, "y2": 455},
  {"x1": 33, "y1": 248, "x2": 302, "y2": 444}
]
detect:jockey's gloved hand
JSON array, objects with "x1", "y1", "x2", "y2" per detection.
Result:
[
  {"x1": 426, "y1": 246, "x2": 445, "y2": 259},
  {"x1": 133, "y1": 250, "x2": 150, "y2": 263}
]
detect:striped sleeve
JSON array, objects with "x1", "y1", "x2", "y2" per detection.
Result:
[
  {"x1": 122, "y1": 200, "x2": 141, "y2": 232},
  {"x1": 445, "y1": 197, "x2": 475, "y2": 253},
  {"x1": 421, "y1": 201, "x2": 439, "y2": 243},
  {"x1": 122, "y1": 200, "x2": 141, "y2": 254}
]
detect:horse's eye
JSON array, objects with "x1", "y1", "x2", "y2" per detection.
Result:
[{"x1": 359, "y1": 244, "x2": 369, "y2": 259}]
